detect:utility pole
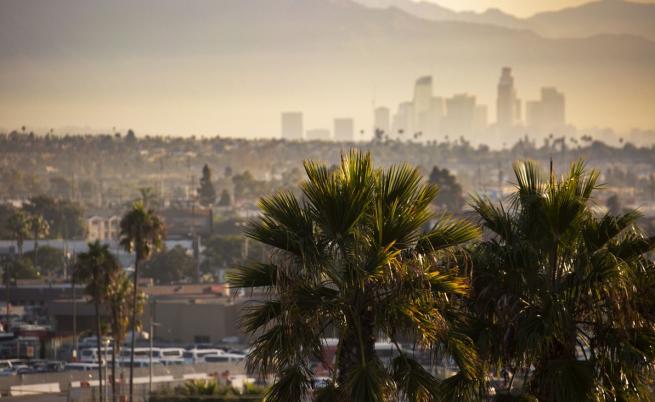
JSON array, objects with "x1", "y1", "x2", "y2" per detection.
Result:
[
  {"x1": 72, "y1": 261, "x2": 78, "y2": 361},
  {"x1": 148, "y1": 300, "x2": 158, "y2": 396}
]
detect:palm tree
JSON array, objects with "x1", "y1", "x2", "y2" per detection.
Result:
[
  {"x1": 138, "y1": 187, "x2": 160, "y2": 210},
  {"x1": 470, "y1": 161, "x2": 655, "y2": 401},
  {"x1": 75, "y1": 241, "x2": 122, "y2": 402},
  {"x1": 107, "y1": 273, "x2": 144, "y2": 402},
  {"x1": 119, "y1": 201, "x2": 164, "y2": 402},
  {"x1": 228, "y1": 151, "x2": 483, "y2": 402},
  {"x1": 7, "y1": 211, "x2": 30, "y2": 256},
  {"x1": 28, "y1": 214, "x2": 49, "y2": 268}
]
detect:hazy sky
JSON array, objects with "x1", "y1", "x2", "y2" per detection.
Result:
[{"x1": 429, "y1": 0, "x2": 655, "y2": 17}]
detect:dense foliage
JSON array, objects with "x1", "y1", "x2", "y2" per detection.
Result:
[
  {"x1": 230, "y1": 153, "x2": 655, "y2": 402},
  {"x1": 229, "y1": 151, "x2": 484, "y2": 401},
  {"x1": 471, "y1": 161, "x2": 655, "y2": 401}
]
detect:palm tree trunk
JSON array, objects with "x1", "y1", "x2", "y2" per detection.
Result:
[
  {"x1": 94, "y1": 295, "x2": 104, "y2": 402},
  {"x1": 5, "y1": 269, "x2": 10, "y2": 324},
  {"x1": 17, "y1": 236, "x2": 23, "y2": 257},
  {"x1": 533, "y1": 333, "x2": 577, "y2": 401},
  {"x1": 128, "y1": 257, "x2": 140, "y2": 402},
  {"x1": 33, "y1": 230, "x2": 39, "y2": 267},
  {"x1": 337, "y1": 295, "x2": 376, "y2": 389},
  {"x1": 111, "y1": 340, "x2": 117, "y2": 402}
]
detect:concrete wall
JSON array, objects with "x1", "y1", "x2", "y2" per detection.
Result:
[
  {"x1": 0, "y1": 361, "x2": 245, "y2": 399},
  {"x1": 143, "y1": 301, "x2": 243, "y2": 343}
]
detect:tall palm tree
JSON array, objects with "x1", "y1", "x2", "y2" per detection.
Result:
[
  {"x1": 470, "y1": 161, "x2": 655, "y2": 401},
  {"x1": 28, "y1": 214, "x2": 49, "y2": 268},
  {"x1": 138, "y1": 187, "x2": 160, "y2": 210},
  {"x1": 107, "y1": 272, "x2": 143, "y2": 402},
  {"x1": 7, "y1": 210, "x2": 30, "y2": 256},
  {"x1": 119, "y1": 201, "x2": 164, "y2": 402},
  {"x1": 228, "y1": 151, "x2": 483, "y2": 402},
  {"x1": 75, "y1": 241, "x2": 122, "y2": 402}
]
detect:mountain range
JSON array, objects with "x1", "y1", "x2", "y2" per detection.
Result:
[
  {"x1": 354, "y1": 0, "x2": 655, "y2": 41},
  {"x1": 0, "y1": 0, "x2": 653, "y2": 141}
]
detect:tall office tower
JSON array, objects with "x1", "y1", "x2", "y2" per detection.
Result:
[
  {"x1": 413, "y1": 76, "x2": 433, "y2": 135},
  {"x1": 305, "y1": 128, "x2": 331, "y2": 141},
  {"x1": 392, "y1": 101, "x2": 414, "y2": 138},
  {"x1": 473, "y1": 104, "x2": 488, "y2": 133},
  {"x1": 526, "y1": 87, "x2": 566, "y2": 133},
  {"x1": 496, "y1": 67, "x2": 518, "y2": 128},
  {"x1": 423, "y1": 96, "x2": 445, "y2": 140},
  {"x1": 444, "y1": 94, "x2": 477, "y2": 137},
  {"x1": 281, "y1": 112, "x2": 303, "y2": 140},
  {"x1": 413, "y1": 76, "x2": 433, "y2": 116},
  {"x1": 334, "y1": 118, "x2": 355, "y2": 142},
  {"x1": 540, "y1": 87, "x2": 565, "y2": 126},
  {"x1": 373, "y1": 106, "x2": 391, "y2": 135}
]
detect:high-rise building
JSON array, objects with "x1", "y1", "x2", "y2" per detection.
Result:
[
  {"x1": 412, "y1": 76, "x2": 432, "y2": 117},
  {"x1": 443, "y1": 94, "x2": 477, "y2": 136},
  {"x1": 281, "y1": 112, "x2": 303, "y2": 140},
  {"x1": 474, "y1": 104, "x2": 488, "y2": 133},
  {"x1": 527, "y1": 87, "x2": 566, "y2": 134},
  {"x1": 423, "y1": 96, "x2": 445, "y2": 141},
  {"x1": 305, "y1": 128, "x2": 331, "y2": 141},
  {"x1": 334, "y1": 118, "x2": 355, "y2": 142},
  {"x1": 373, "y1": 107, "x2": 390, "y2": 135},
  {"x1": 392, "y1": 102, "x2": 414, "y2": 138},
  {"x1": 496, "y1": 67, "x2": 518, "y2": 128}
]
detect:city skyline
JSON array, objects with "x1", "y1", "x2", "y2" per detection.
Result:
[
  {"x1": 282, "y1": 67, "x2": 569, "y2": 146},
  {"x1": 0, "y1": 0, "x2": 653, "y2": 142}
]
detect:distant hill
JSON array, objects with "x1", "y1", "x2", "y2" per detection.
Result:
[
  {"x1": 0, "y1": 0, "x2": 653, "y2": 139},
  {"x1": 355, "y1": 0, "x2": 655, "y2": 41}
]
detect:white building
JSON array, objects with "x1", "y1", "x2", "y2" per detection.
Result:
[
  {"x1": 334, "y1": 118, "x2": 355, "y2": 142},
  {"x1": 86, "y1": 215, "x2": 120, "y2": 241},
  {"x1": 281, "y1": 112, "x2": 303, "y2": 140}
]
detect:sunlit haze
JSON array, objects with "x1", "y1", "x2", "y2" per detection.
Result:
[
  {"x1": 0, "y1": 0, "x2": 654, "y2": 142},
  {"x1": 428, "y1": 0, "x2": 655, "y2": 17}
]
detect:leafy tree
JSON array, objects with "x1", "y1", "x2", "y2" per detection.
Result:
[
  {"x1": 6, "y1": 210, "x2": 30, "y2": 256},
  {"x1": 198, "y1": 164, "x2": 217, "y2": 207},
  {"x1": 22, "y1": 196, "x2": 85, "y2": 238},
  {"x1": 0, "y1": 204, "x2": 17, "y2": 239},
  {"x1": 28, "y1": 214, "x2": 49, "y2": 267},
  {"x1": 470, "y1": 161, "x2": 655, "y2": 401},
  {"x1": 125, "y1": 129, "x2": 136, "y2": 144},
  {"x1": 119, "y1": 201, "x2": 164, "y2": 402},
  {"x1": 201, "y1": 235, "x2": 267, "y2": 281},
  {"x1": 74, "y1": 241, "x2": 122, "y2": 402},
  {"x1": 143, "y1": 246, "x2": 195, "y2": 284},
  {"x1": 5, "y1": 258, "x2": 39, "y2": 281},
  {"x1": 232, "y1": 170, "x2": 268, "y2": 202},
  {"x1": 24, "y1": 246, "x2": 69, "y2": 277},
  {"x1": 137, "y1": 187, "x2": 160, "y2": 210},
  {"x1": 428, "y1": 166, "x2": 465, "y2": 212},
  {"x1": 218, "y1": 189, "x2": 231, "y2": 207},
  {"x1": 228, "y1": 151, "x2": 483, "y2": 402}
]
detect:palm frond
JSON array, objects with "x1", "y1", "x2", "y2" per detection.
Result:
[
  {"x1": 416, "y1": 216, "x2": 481, "y2": 253},
  {"x1": 226, "y1": 263, "x2": 277, "y2": 289},
  {"x1": 390, "y1": 355, "x2": 441, "y2": 402},
  {"x1": 240, "y1": 300, "x2": 282, "y2": 334},
  {"x1": 469, "y1": 196, "x2": 514, "y2": 241},
  {"x1": 264, "y1": 365, "x2": 312, "y2": 402},
  {"x1": 344, "y1": 358, "x2": 390, "y2": 402}
]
